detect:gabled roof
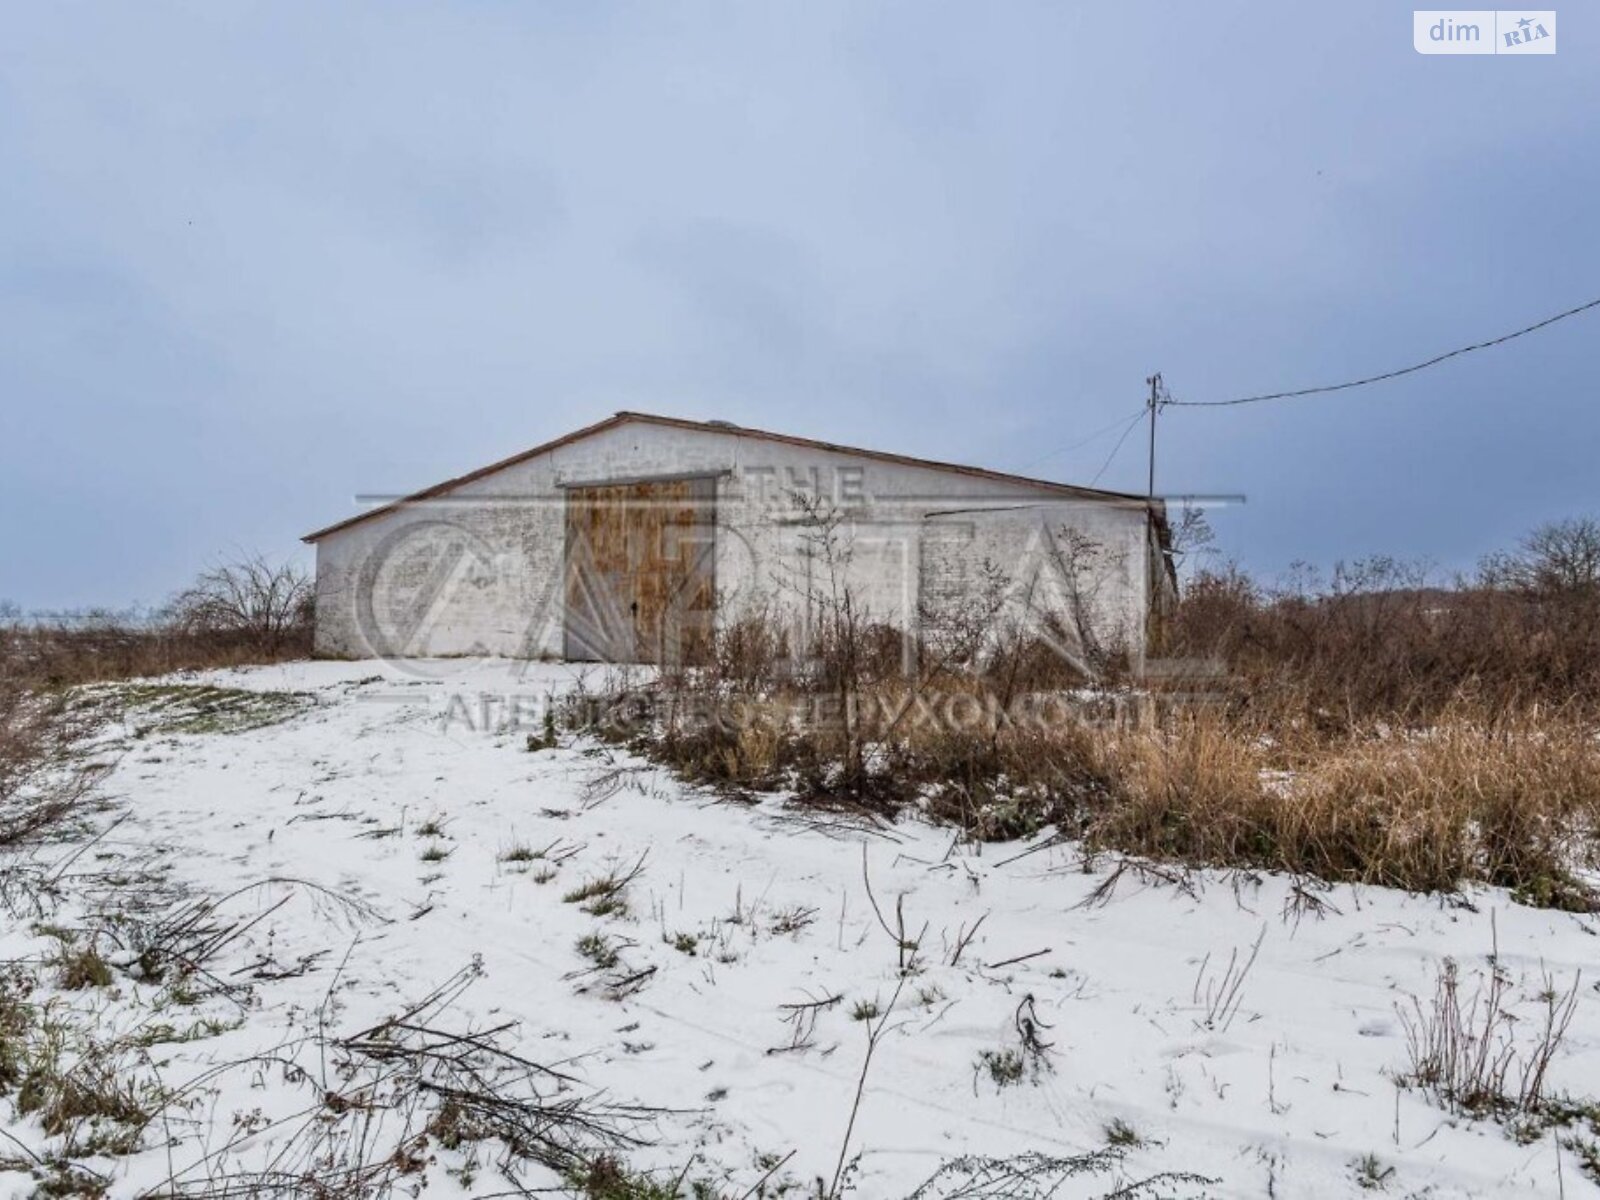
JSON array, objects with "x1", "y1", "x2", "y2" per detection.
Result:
[{"x1": 302, "y1": 411, "x2": 1156, "y2": 543}]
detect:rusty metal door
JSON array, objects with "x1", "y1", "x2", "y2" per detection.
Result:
[{"x1": 563, "y1": 477, "x2": 716, "y2": 664}]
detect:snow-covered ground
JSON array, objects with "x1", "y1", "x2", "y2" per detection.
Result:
[{"x1": 4, "y1": 659, "x2": 1599, "y2": 1198}]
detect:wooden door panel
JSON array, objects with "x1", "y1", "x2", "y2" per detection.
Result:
[
  {"x1": 563, "y1": 477, "x2": 716, "y2": 664},
  {"x1": 563, "y1": 484, "x2": 634, "y2": 662}
]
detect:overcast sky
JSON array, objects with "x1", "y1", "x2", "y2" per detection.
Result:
[{"x1": 2, "y1": 3, "x2": 1594, "y2": 611}]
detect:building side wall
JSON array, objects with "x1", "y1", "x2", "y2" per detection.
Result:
[{"x1": 311, "y1": 423, "x2": 1154, "y2": 662}]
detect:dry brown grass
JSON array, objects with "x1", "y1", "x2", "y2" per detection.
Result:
[
  {"x1": 1069, "y1": 705, "x2": 1600, "y2": 907},
  {"x1": 1, "y1": 619, "x2": 312, "y2": 692},
  {"x1": 0, "y1": 682, "x2": 96, "y2": 849},
  {"x1": 3, "y1": 554, "x2": 314, "y2": 691},
  {"x1": 1075, "y1": 711, "x2": 1275, "y2": 863},
  {"x1": 1168, "y1": 557, "x2": 1600, "y2": 721},
  {"x1": 573, "y1": 521, "x2": 1600, "y2": 907},
  {"x1": 621, "y1": 602, "x2": 1600, "y2": 908}
]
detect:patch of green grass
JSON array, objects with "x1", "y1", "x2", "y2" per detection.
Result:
[
  {"x1": 848, "y1": 999, "x2": 880, "y2": 1022},
  {"x1": 1563, "y1": 1134, "x2": 1600, "y2": 1184},
  {"x1": 576, "y1": 934, "x2": 620, "y2": 970},
  {"x1": 768, "y1": 905, "x2": 816, "y2": 937},
  {"x1": 419, "y1": 841, "x2": 453, "y2": 863},
  {"x1": 977, "y1": 1047, "x2": 1026, "y2": 1088},
  {"x1": 499, "y1": 842, "x2": 542, "y2": 864},
  {"x1": 1511, "y1": 870, "x2": 1597, "y2": 914},
  {"x1": 568, "y1": 1156, "x2": 718, "y2": 1200},
  {"x1": 1506, "y1": 1097, "x2": 1600, "y2": 1184},
  {"x1": 91, "y1": 683, "x2": 313, "y2": 736},
  {"x1": 25, "y1": 1161, "x2": 112, "y2": 1197},
  {"x1": 563, "y1": 871, "x2": 633, "y2": 918},
  {"x1": 14, "y1": 1012, "x2": 163, "y2": 1152},
  {"x1": 415, "y1": 814, "x2": 448, "y2": 838},
  {"x1": 583, "y1": 893, "x2": 628, "y2": 918},
  {"x1": 53, "y1": 945, "x2": 112, "y2": 991},
  {"x1": 526, "y1": 707, "x2": 560, "y2": 752},
  {"x1": 1352, "y1": 1153, "x2": 1393, "y2": 1191},
  {"x1": 666, "y1": 932, "x2": 699, "y2": 956},
  {"x1": 128, "y1": 1017, "x2": 241, "y2": 1048},
  {"x1": 0, "y1": 974, "x2": 33, "y2": 1091},
  {"x1": 563, "y1": 878, "x2": 612, "y2": 904},
  {"x1": 1104, "y1": 1118, "x2": 1142, "y2": 1147},
  {"x1": 159, "y1": 980, "x2": 204, "y2": 1008}
]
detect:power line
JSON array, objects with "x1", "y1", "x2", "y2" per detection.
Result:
[
  {"x1": 1167, "y1": 294, "x2": 1600, "y2": 409},
  {"x1": 1017, "y1": 404, "x2": 1149, "y2": 472},
  {"x1": 1089, "y1": 409, "x2": 1147, "y2": 486}
]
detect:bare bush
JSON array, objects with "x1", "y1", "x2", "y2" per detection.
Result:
[
  {"x1": 1171, "y1": 538, "x2": 1600, "y2": 721},
  {"x1": 908, "y1": 1147, "x2": 1214, "y2": 1199},
  {"x1": 1192, "y1": 927, "x2": 1265, "y2": 1032},
  {"x1": 1048, "y1": 527, "x2": 1129, "y2": 682},
  {"x1": 1168, "y1": 503, "x2": 1216, "y2": 578},
  {"x1": 1480, "y1": 516, "x2": 1600, "y2": 600},
  {"x1": 168, "y1": 554, "x2": 313, "y2": 654},
  {"x1": 142, "y1": 965, "x2": 659, "y2": 1198},
  {"x1": 1, "y1": 556, "x2": 314, "y2": 691},
  {"x1": 1397, "y1": 956, "x2": 1580, "y2": 1118}
]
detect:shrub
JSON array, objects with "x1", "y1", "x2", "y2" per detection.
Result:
[
  {"x1": 1169, "y1": 540, "x2": 1600, "y2": 722},
  {"x1": 1397, "y1": 957, "x2": 1580, "y2": 1118},
  {"x1": 2, "y1": 553, "x2": 313, "y2": 692},
  {"x1": 168, "y1": 555, "x2": 313, "y2": 655}
]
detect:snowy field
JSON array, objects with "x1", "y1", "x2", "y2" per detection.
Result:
[{"x1": 4, "y1": 659, "x2": 1599, "y2": 1198}]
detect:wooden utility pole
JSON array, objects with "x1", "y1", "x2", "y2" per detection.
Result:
[{"x1": 1146, "y1": 372, "x2": 1161, "y2": 500}]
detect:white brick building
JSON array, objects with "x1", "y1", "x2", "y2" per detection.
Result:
[{"x1": 303, "y1": 412, "x2": 1175, "y2": 668}]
